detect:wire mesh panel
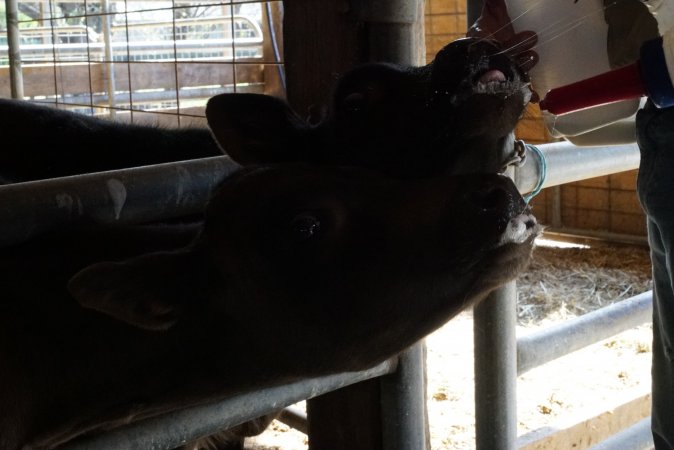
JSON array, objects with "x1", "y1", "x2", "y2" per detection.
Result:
[{"x1": 0, "y1": 0, "x2": 284, "y2": 127}]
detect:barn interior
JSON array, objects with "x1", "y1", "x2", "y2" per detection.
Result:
[{"x1": 0, "y1": 0, "x2": 655, "y2": 449}]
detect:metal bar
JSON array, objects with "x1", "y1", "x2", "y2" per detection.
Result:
[
  {"x1": 0, "y1": 156, "x2": 238, "y2": 248},
  {"x1": 517, "y1": 291, "x2": 653, "y2": 376},
  {"x1": 514, "y1": 141, "x2": 640, "y2": 194},
  {"x1": 4, "y1": 0, "x2": 25, "y2": 99},
  {"x1": 466, "y1": 0, "x2": 483, "y2": 29},
  {"x1": 360, "y1": 0, "x2": 426, "y2": 66},
  {"x1": 461, "y1": 27, "x2": 528, "y2": 450},
  {"x1": 551, "y1": 185, "x2": 562, "y2": 228},
  {"x1": 100, "y1": 0, "x2": 117, "y2": 118},
  {"x1": 277, "y1": 406, "x2": 308, "y2": 435},
  {"x1": 587, "y1": 417, "x2": 654, "y2": 450},
  {"x1": 474, "y1": 281, "x2": 518, "y2": 450},
  {"x1": 0, "y1": 101, "x2": 639, "y2": 254},
  {"x1": 63, "y1": 359, "x2": 397, "y2": 450},
  {"x1": 380, "y1": 342, "x2": 430, "y2": 450},
  {"x1": 544, "y1": 227, "x2": 649, "y2": 246},
  {"x1": 48, "y1": 83, "x2": 264, "y2": 108},
  {"x1": 361, "y1": 4, "x2": 429, "y2": 449},
  {"x1": 473, "y1": 139, "x2": 639, "y2": 450}
]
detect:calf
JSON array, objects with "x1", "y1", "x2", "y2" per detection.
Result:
[
  {"x1": 0, "y1": 37, "x2": 531, "y2": 184},
  {"x1": 211, "y1": 37, "x2": 531, "y2": 177},
  {"x1": 0, "y1": 101, "x2": 221, "y2": 184},
  {"x1": 0, "y1": 162, "x2": 539, "y2": 450}
]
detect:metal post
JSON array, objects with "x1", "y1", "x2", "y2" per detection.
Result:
[
  {"x1": 361, "y1": 3, "x2": 429, "y2": 449},
  {"x1": 100, "y1": 0, "x2": 117, "y2": 118},
  {"x1": 63, "y1": 360, "x2": 397, "y2": 450},
  {"x1": 474, "y1": 281, "x2": 518, "y2": 450},
  {"x1": 380, "y1": 343, "x2": 430, "y2": 450},
  {"x1": 466, "y1": 1, "x2": 517, "y2": 444},
  {"x1": 5, "y1": 0, "x2": 25, "y2": 99},
  {"x1": 514, "y1": 142, "x2": 640, "y2": 194},
  {"x1": 551, "y1": 186, "x2": 562, "y2": 228},
  {"x1": 359, "y1": 0, "x2": 426, "y2": 66},
  {"x1": 466, "y1": 0, "x2": 483, "y2": 30}
]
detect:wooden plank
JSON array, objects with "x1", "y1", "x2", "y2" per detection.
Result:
[
  {"x1": 284, "y1": 0, "x2": 367, "y2": 117},
  {"x1": 517, "y1": 392, "x2": 651, "y2": 450},
  {"x1": 306, "y1": 378, "x2": 384, "y2": 450},
  {"x1": 284, "y1": 3, "x2": 384, "y2": 449},
  {"x1": 260, "y1": 1, "x2": 285, "y2": 98},
  {"x1": 0, "y1": 62, "x2": 264, "y2": 99}
]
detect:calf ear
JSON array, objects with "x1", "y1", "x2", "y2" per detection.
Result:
[
  {"x1": 67, "y1": 251, "x2": 193, "y2": 331},
  {"x1": 205, "y1": 93, "x2": 308, "y2": 165}
]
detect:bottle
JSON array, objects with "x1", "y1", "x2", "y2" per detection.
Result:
[{"x1": 539, "y1": 31, "x2": 674, "y2": 115}]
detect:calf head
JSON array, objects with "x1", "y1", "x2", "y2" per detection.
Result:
[
  {"x1": 69, "y1": 164, "x2": 538, "y2": 377},
  {"x1": 207, "y1": 37, "x2": 532, "y2": 177}
]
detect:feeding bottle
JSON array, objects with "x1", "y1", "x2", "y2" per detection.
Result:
[{"x1": 539, "y1": 30, "x2": 674, "y2": 115}]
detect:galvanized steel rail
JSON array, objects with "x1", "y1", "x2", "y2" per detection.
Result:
[
  {"x1": 0, "y1": 156, "x2": 238, "y2": 248},
  {"x1": 63, "y1": 360, "x2": 397, "y2": 450},
  {"x1": 517, "y1": 291, "x2": 653, "y2": 376},
  {"x1": 474, "y1": 139, "x2": 648, "y2": 450}
]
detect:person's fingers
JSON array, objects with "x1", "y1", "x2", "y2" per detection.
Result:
[
  {"x1": 482, "y1": 0, "x2": 516, "y2": 41},
  {"x1": 467, "y1": 0, "x2": 514, "y2": 39},
  {"x1": 507, "y1": 31, "x2": 538, "y2": 52}
]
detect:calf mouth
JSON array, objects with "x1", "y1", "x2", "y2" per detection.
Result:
[
  {"x1": 434, "y1": 38, "x2": 532, "y2": 107},
  {"x1": 472, "y1": 53, "x2": 528, "y2": 99},
  {"x1": 470, "y1": 45, "x2": 532, "y2": 105}
]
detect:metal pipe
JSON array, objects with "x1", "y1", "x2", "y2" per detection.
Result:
[
  {"x1": 277, "y1": 405, "x2": 308, "y2": 434},
  {"x1": 0, "y1": 156, "x2": 238, "y2": 248},
  {"x1": 473, "y1": 281, "x2": 518, "y2": 450},
  {"x1": 587, "y1": 417, "x2": 653, "y2": 450},
  {"x1": 517, "y1": 291, "x2": 653, "y2": 376},
  {"x1": 4, "y1": 0, "x2": 25, "y2": 99},
  {"x1": 466, "y1": 0, "x2": 483, "y2": 29},
  {"x1": 472, "y1": 140, "x2": 639, "y2": 449},
  {"x1": 100, "y1": 0, "x2": 117, "y2": 118},
  {"x1": 514, "y1": 141, "x2": 640, "y2": 195},
  {"x1": 360, "y1": 0, "x2": 426, "y2": 66},
  {"x1": 360, "y1": 5, "x2": 430, "y2": 449},
  {"x1": 551, "y1": 185, "x2": 562, "y2": 228},
  {"x1": 544, "y1": 227, "x2": 649, "y2": 246},
  {"x1": 380, "y1": 342, "x2": 430, "y2": 450},
  {"x1": 63, "y1": 359, "x2": 397, "y2": 450}
]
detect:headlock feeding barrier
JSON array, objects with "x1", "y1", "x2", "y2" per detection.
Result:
[{"x1": 1, "y1": 0, "x2": 654, "y2": 447}]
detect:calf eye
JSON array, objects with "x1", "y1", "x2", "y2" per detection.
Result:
[
  {"x1": 342, "y1": 92, "x2": 365, "y2": 112},
  {"x1": 290, "y1": 213, "x2": 322, "y2": 241}
]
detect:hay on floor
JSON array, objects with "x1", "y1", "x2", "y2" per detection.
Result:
[{"x1": 517, "y1": 237, "x2": 653, "y2": 326}]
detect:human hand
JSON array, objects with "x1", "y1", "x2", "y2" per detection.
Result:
[{"x1": 467, "y1": 0, "x2": 539, "y2": 74}]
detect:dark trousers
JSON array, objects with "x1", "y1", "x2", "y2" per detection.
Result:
[{"x1": 637, "y1": 100, "x2": 674, "y2": 450}]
